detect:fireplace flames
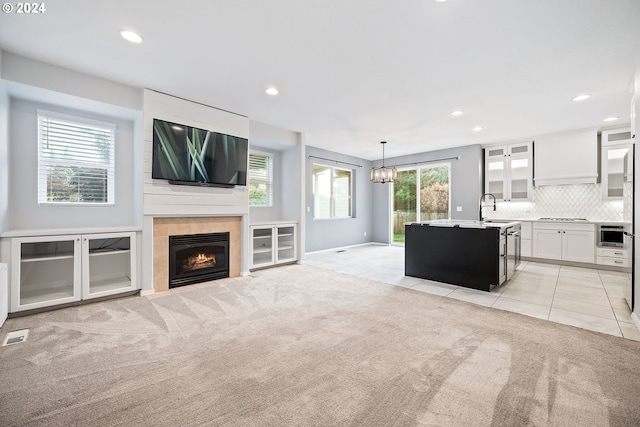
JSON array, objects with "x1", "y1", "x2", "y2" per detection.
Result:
[{"x1": 185, "y1": 252, "x2": 217, "y2": 270}]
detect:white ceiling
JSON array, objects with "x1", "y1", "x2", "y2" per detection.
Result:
[{"x1": 1, "y1": 0, "x2": 639, "y2": 160}]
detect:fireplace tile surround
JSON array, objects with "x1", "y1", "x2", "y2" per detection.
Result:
[{"x1": 153, "y1": 217, "x2": 241, "y2": 292}]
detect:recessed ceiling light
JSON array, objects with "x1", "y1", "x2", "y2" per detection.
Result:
[
  {"x1": 604, "y1": 117, "x2": 619, "y2": 122},
  {"x1": 265, "y1": 87, "x2": 279, "y2": 96},
  {"x1": 120, "y1": 30, "x2": 143, "y2": 44},
  {"x1": 472, "y1": 126, "x2": 483, "y2": 132},
  {"x1": 450, "y1": 110, "x2": 463, "y2": 116},
  {"x1": 572, "y1": 94, "x2": 590, "y2": 101},
  {"x1": 436, "y1": 0, "x2": 448, "y2": 2}
]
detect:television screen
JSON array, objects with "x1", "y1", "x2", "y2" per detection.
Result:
[{"x1": 152, "y1": 119, "x2": 248, "y2": 186}]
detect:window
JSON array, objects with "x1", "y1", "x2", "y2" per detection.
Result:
[
  {"x1": 37, "y1": 110, "x2": 116, "y2": 205},
  {"x1": 248, "y1": 152, "x2": 273, "y2": 207},
  {"x1": 313, "y1": 164, "x2": 352, "y2": 218}
]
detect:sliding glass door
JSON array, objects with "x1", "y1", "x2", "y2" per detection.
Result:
[{"x1": 392, "y1": 164, "x2": 450, "y2": 243}]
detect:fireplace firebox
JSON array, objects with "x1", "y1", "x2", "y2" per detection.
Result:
[{"x1": 169, "y1": 232, "x2": 229, "y2": 288}]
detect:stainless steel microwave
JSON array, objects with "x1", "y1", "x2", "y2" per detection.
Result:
[{"x1": 597, "y1": 224, "x2": 625, "y2": 248}]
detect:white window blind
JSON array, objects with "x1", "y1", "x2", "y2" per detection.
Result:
[
  {"x1": 37, "y1": 110, "x2": 116, "y2": 205},
  {"x1": 249, "y1": 152, "x2": 273, "y2": 207}
]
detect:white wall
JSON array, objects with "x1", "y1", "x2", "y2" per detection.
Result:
[
  {"x1": 0, "y1": 81, "x2": 9, "y2": 233},
  {"x1": 8, "y1": 98, "x2": 138, "y2": 230},
  {"x1": 0, "y1": 51, "x2": 141, "y2": 110}
]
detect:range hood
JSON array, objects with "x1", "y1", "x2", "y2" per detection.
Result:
[{"x1": 533, "y1": 128, "x2": 598, "y2": 186}]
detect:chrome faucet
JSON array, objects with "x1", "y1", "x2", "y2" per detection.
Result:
[{"x1": 479, "y1": 193, "x2": 497, "y2": 221}]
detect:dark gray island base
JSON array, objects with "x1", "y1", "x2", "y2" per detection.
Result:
[{"x1": 405, "y1": 221, "x2": 520, "y2": 292}]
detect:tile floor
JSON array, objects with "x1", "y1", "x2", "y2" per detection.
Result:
[{"x1": 304, "y1": 244, "x2": 640, "y2": 341}]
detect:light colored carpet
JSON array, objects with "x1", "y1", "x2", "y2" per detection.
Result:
[{"x1": 1, "y1": 264, "x2": 640, "y2": 426}]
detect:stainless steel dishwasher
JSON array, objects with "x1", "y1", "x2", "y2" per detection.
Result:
[{"x1": 506, "y1": 224, "x2": 521, "y2": 280}]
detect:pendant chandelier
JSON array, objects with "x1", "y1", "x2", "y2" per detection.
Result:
[{"x1": 370, "y1": 141, "x2": 398, "y2": 183}]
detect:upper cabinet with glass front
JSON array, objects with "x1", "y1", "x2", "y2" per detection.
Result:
[
  {"x1": 601, "y1": 128, "x2": 632, "y2": 200},
  {"x1": 484, "y1": 142, "x2": 533, "y2": 202}
]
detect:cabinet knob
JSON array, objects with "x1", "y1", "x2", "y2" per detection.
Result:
[{"x1": 557, "y1": 231, "x2": 561, "y2": 233}]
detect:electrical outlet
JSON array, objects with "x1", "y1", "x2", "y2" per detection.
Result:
[
  {"x1": 456, "y1": 206, "x2": 462, "y2": 212},
  {"x1": 364, "y1": 231, "x2": 367, "y2": 236}
]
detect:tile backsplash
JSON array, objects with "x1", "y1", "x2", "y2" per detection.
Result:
[{"x1": 483, "y1": 183, "x2": 624, "y2": 221}]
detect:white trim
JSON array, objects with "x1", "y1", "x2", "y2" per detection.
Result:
[{"x1": 37, "y1": 108, "x2": 117, "y2": 131}]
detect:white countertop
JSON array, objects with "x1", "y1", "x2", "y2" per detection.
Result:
[
  {"x1": 487, "y1": 217, "x2": 630, "y2": 225},
  {"x1": 0, "y1": 226, "x2": 142, "y2": 238}
]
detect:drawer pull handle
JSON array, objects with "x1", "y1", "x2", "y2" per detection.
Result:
[
  {"x1": 615, "y1": 252, "x2": 623, "y2": 255},
  {"x1": 615, "y1": 261, "x2": 623, "y2": 264}
]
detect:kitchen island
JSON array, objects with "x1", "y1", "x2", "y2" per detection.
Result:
[{"x1": 405, "y1": 220, "x2": 521, "y2": 292}]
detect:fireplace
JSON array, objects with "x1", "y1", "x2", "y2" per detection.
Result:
[{"x1": 169, "y1": 232, "x2": 229, "y2": 288}]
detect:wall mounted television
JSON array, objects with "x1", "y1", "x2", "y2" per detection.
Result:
[{"x1": 152, "y1": 118, "x2": 248, "y2": 187}]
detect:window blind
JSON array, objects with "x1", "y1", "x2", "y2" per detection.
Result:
[
  {"x1": 249, "y1": 153, "x2": 273, "y2": 207},
  {"x1": 37, "y1": 110, "x2": 116, "y2": 205}
]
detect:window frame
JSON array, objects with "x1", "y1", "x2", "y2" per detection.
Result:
[
  {"x1": 37, "y1": 109, "x2": 116, "y2": 206},
  {"x1": 248, "y1": 150, "x2": 274, "y2": 208},
  {"x1": 312, "y1": 163, "x2": 353, "y2": 220}
]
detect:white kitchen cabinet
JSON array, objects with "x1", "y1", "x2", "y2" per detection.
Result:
[
  {"x1": 250, "y1": 223, "x2": 297, "y2": 269},
  {"x1": 532, "y1": 222, "x2": 595, "y2": 263},
  {"x1": 596, "y1": 247, "x2": 629, "y2": 267},
  {"x1": 10, "y1": 232, "x2": 137, "y2": 312},
  {"x1": 534, "y1": 128, "x2": 598, "y2": 186},
  {"x1": 601, "y1": 128, "x2": 632, "y2": 200},
  {"x1": 484, "y1": 142, "x2": 533, "y2": 202}
]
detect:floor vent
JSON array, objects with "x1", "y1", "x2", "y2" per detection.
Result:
[
  {"x1": 336, "y1": 250, "x2": 346, "y2": 253},
  {"x1": 2, "y1": 329, "x2": 29, "y2": 346}
]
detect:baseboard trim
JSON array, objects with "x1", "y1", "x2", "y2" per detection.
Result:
[{"x1": 305, "y1": 242, "x2": 388, "y2": 256}]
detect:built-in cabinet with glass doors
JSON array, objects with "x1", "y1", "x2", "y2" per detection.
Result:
[
  {"x1": 9, "y1": 232, "x2": 137, "y2": 312},
  {"x1": 250, "y1": 223, "x2": 297, "y2": 269},
  {"x1": 485, "y1": 142, "x2": 533, "y2": 202}
]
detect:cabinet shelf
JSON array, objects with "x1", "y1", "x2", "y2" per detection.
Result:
[
  {"x1": 89, "y1": 276, "x2": 132, "y2": 294},
  {"x1": 20, "y1": 284, "x2": 75, "y2": 305},
  {"x1": 89, "y1": 249, "x2": 130, "y2": 257},
  {"x1": 21, "y1": 254, "x2": 75, "y2": 263},
  {"x1": 253, "y1": 248, "x2": 273, "y2": 254}
]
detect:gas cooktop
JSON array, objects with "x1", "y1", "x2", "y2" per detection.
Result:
[{"x1": 538, "y1": 217, "x2": 589, "y2": 221}]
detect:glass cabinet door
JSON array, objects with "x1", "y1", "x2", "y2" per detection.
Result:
[
  {"x1": 602, "y1": 144, "x2": 629, "y2": 199},
  {"x1": 251, "y1": 227, "x2": 274, "y2": 267},
  {"x1": 13, "y1": 236, "x2": 81, "y2": 310},
  {"x1": 508, "y1": 156, "x2": 531, "y2": 201},
  {"x1": 486, "y1": 158, "x2": 507, "y2": 201},
  {"x1": 276, "y1": 226, "x2": 295, "y2": 263},
  {"x1": 83, "y1": 233, "x2": 136, "y2": 299}
]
